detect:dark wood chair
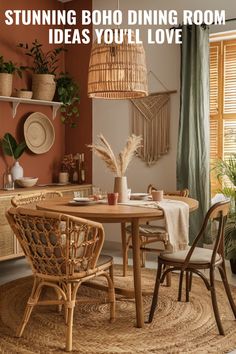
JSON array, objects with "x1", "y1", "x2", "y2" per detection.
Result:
[
  {"x1": 147, "y1": 200, "x2": 236, "y2": 335},
  {"x1": 122, "y1": 185, "x2": 189, "y2": 284},
  {"x1": 6, "y1": 207, "x2": 115, "y2": 352}
]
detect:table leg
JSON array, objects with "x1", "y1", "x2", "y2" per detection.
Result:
[{"x1": 131, "y1": 218, "x2": 144, "y2": 328}]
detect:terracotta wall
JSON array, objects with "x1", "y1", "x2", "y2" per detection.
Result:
[
  {"x1": 0, "y1": 0, "x2": 92, "y2": 186},
  {"x1": 64, "y1": 0, "x2": 93, "y2": 184}
]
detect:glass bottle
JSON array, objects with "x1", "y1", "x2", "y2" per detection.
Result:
[
  {"x1": 3, "y1": 169, "x2": 14, "y2": 190},
  {"x1": 80, "y1": 153, "x2": 85, "y2": 183}
]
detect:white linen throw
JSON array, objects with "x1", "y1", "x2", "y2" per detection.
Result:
[{"x1": 120, "y1": 200, "x2": 189, "y2": 252}]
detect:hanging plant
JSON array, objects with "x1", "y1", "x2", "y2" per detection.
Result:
[{"x1": 56, "y1": 73, "x2": 80, "y2": 128}]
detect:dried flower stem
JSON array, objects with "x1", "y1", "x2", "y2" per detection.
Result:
[{"x1": 88, "y1": 134, "x2": 142, "y2": 177}]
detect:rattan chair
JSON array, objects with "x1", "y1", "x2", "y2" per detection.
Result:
[
  {"x1": 11, "y1": 191, "x2": 63, "y2": 208},
  {"x1": 122, "y1": 185, "x2": 189, "y2": 281},
  {"x1": 148, "y1": 200, "x2": 236, "y2": 335},
  {"x1": 6, "y1": 207, "x2": 115, "y2": 352}
]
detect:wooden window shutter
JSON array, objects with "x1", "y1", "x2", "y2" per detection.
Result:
[
  {"x1": 224, "y1": 41, "x2": 236, "y2": 114},
  {"x1": 210, "y1": 43, "x2": 221, "y2": 117}
]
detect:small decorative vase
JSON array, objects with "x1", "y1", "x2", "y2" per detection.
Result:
[
  {"x1": 114, "y1": 176, "x2": 128, "y2": 203},
  {"x1": 11, "y1": 161, "x2": 23, "y2": 181}
]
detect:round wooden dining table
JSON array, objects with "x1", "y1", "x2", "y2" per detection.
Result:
[{"x1": 37, "y1": 195, "x2": 198, "y2": 328}]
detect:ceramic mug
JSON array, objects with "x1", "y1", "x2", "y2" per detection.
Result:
[
  {"x1": 152, "y1": 190, "x2": 164, "y2": 202},
  {"x1": 107, "y1": 193, "x2": 119, "y2": 205}
]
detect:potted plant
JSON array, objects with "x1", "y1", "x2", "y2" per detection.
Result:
[
  {"x1": 214, "y1": 154, "x2": 236, "y2": 273},
  {"x1": 18, "y1": 40, "x2": 65, "y2": 101},
  {"x1": 0, "y1": 133, "x2": 26, "y2": 180},
  {"x1": 56, "y1": 73, "x2": 80, "y2": 128},
  {"x1": 0, "y1": 55, "x2": 23, "y2": 96}
]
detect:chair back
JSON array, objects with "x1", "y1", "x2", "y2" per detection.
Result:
[
  {"x1": 11, "y1": 191, "x2": 63, "y2": 208},
  {"x1": 147, "y1": 184, "x2": 189, "y2": 197},
  {"x1": 6, "y1": 208, "x2": 104, "y2": 279},
  {"x1": 184, "y1": 200, "x2": 230, "y2": 267}
]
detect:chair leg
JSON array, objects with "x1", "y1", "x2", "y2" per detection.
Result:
[
  {"x1": 178, "y1": 270, "x2": 184, "y2": 301},
  {"x1": 218, "y1": 265, "x2": 236, "y2": 318},
  {"x1": 186, "y1": 271, "x2": 190, "y2": 302},
  {"x1": 209, "y1": 268, "x2": 225, "y2": 335},
  {"x1": 147, "y1": 261, "x2": 163, "y2": 323},
  {"x1": 189, "y1": 272, "x2": 193, "y2": 291},
  {"x1": 65, "y1": 283, "x2": 77, "y2": 352},
  {"x1": 166, "y1": 266, "x2": 171, "y2": 287},
  {"x1": 100, "y1": 270, "x2": 116, "y2": 323},
  {"x1": 66, "y1": 306, "x2": 75, "y2": 352},
  {"x1": 121, "y1": 223, "x2": 128, "y2": 277},
  {"x1": 16, "y1": 277, "x2": 42, "y2": 337}
]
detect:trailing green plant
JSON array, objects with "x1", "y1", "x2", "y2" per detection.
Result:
[
  {"x1": 0, "y1": 55, "x2": 23, "y2": 77},
  {"x1": 0, "y1": 133, "x2": 26, "y2": 161},
  {"x1": 18, "y1": 39, "x2": 66, "y2": 75},
  {"x1": 56, "y1": 73, "x2": 80, "y2": 128},
  {"x1": 213, "y1": 154, "x2": 236, "y2": 260}
]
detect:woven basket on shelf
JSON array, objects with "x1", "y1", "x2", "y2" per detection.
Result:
[
  {"x1": 0, "y1": 73, "x2": 13, "y2": 96},
  {"x1": 88, "y1": 30, "x2": 148, "y2": 99},
  {"x1": 32, "y1": 74, "x2": 56, "y2": 101}
]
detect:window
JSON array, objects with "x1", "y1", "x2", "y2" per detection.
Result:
[{"x1": 210, "y1": 38, "x2": 236, "y2": 193}]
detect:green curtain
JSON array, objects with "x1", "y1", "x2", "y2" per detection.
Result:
[{"x1": 177, "y1": 25, "x2": 211, "y2": 245}]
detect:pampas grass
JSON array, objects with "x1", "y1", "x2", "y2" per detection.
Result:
[{"x1": 88, "y1": 134, "x2": 142, "y2": 176}]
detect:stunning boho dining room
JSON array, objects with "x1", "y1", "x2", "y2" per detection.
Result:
[{"x1": 0, "y1": 0, "x2": 236, "y2": 353}]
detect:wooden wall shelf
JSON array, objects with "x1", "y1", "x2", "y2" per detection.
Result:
[{"x1": 0, "y1": 96, "x2": 62, "y2": 119}]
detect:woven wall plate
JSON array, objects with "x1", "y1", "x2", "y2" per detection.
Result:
[{"x1": 24, "y1": 112, "x2": 55, "y2": 154}]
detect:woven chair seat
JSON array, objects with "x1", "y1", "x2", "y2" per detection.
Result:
[
  {"x1": 96, "y1": 254, "x2": 113, "y2": 266},
  {"x1": 160, "y1": 247, "x2": 222, "y2": 264},
  {"x1": 125, "y1": 224, "x2": 167, "y2": 238}
]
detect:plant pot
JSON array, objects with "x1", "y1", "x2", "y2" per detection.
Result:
[
  {"x1": 230, "y1": 259, "x2": 236, "y2": 274},
  {"x1": 0, "y1": 73, "x2": 13, "y2": 96},
  {"x1": 32, "y1": 74, "x2": 56, "y2": 101},
  {"x1": 114, "y1": 176, "x2": 128, "y2": 203},
  {"x1": 11, "y1": 161, "x2": 23, "y2": 181}
]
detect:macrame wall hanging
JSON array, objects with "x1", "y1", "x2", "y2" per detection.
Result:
[{"x1": 130, "y1": 71, "x2": 177, "y2": 166}]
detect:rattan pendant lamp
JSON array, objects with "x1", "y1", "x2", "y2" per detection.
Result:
[{"x1": 88, "y1": 2, "x2": 148, "y2": 99}]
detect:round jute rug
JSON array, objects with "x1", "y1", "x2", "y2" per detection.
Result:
[{"x1": 0, "y1": 265, "x2": 236, "y2": 354}]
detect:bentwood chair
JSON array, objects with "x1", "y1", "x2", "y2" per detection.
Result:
[
  {"x1": 6, "y1": 207, "x2": 115, "y2": 352},
  {"x1": 121, "y1": 185, "x2": 189, "y2": 283},
  {"x1": 11, "y1": 191, "x2": 63, "y2": 207},
  {"x1": 148, "y1": 200, "x2": 236, "y2": 335}
]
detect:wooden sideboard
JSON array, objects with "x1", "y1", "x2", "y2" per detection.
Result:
[{"x1": 0, "y1": 184, "x2": 92, "y2": 262}]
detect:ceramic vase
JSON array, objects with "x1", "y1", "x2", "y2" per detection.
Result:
[
  {"x1": 114, "y1": 176, "x2": 128, "y2": 203},
  {"x1": 11, "y1": 161, "x2": 23, "y2": 181}
]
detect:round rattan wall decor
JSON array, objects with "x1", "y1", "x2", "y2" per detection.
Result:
[{"x1": 24, "y1": 112, "x2": 55, "y2": 154}]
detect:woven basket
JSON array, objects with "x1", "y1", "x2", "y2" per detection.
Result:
[
  {"x1": 0, "y1": 73, "x2": 13, "y2": 96},
  {"x1": 32, "y1": 74, "x2": 56, "y2": 101},
  {"x1": 88, "y1": 30, "x2": 148, "y2": 99},
  {"x1": 16, "y1": 90, "x2": 33, "y2": 99}
]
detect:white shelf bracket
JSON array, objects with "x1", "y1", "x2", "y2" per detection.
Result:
[
  {"x1": 52, "y1": 104, "x2": 60, "y2": 120},
  {"x1": 12, "y1": 101, "x2": 20, "y2": 118}
]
